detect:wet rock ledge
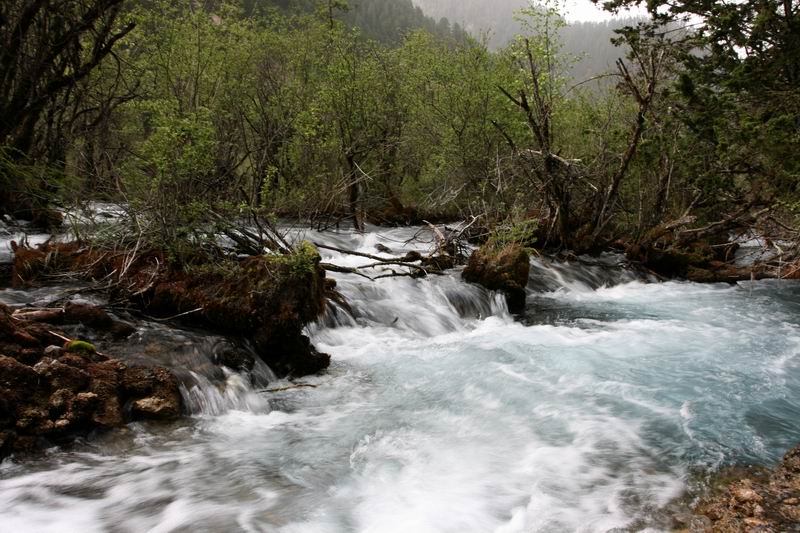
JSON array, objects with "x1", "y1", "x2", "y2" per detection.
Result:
[
  {"x1": 9, "y1": 239, "x2": 331, "y2": 378},
  {"x1": 462, "y1": 243, "x2": 530, "y2": 313},
  {"x1": 693, "y1": 444, "x2": 800, "y2": 532},
  {"x1": 0, "y1": 303, "x2": 181, "y2": 459},
  {"x1": 2, "y1": 239, "x2": 333, "y2": 458}
]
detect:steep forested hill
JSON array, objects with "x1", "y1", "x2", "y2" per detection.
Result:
[
  {"x1": 247, "y1": 0, "x2": 468, "y2": 45},
  {"x1": 342, "y1": 0, "x2": 469, "y2": 44},
  {"x1": 413, "y1": 0, "x2": 645, "y2": 78}
]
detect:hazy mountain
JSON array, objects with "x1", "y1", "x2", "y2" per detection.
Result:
[
  {"x1": 248, "y1": 0, "x2": 469, "y2": 45},
  {"x1": 413, "y1": 0, "x2": 646, "y2": 79}
]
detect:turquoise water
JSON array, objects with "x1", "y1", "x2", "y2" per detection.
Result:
[{"x1": 1, "y1": 227, "x2": 798, "y2": 532}]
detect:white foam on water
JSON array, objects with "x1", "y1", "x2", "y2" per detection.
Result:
[{"x1": 2, "y1": 225, "x2": 800, "y2": 532}]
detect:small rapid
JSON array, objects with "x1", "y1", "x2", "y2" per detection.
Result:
[{"x1": 1, "y1": 225, "x2": 800, "y2": 532}]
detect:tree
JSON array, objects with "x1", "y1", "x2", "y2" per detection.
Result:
[
  {"x1": 0, "y1": 0, "x2": 134, "y2": 158},
  {"x1": 0, "y1": 0, "x2": 135, "y2": 221},
  {"x1": 599, "y1": 0, "x2": 800, "y2": 216}
]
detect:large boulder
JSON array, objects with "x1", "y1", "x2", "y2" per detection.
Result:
[{"x1": 462, "y1": 243, "x2": 530, "y2": 313}]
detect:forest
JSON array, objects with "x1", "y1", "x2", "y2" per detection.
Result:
[
  {"x1": 0, "y1": 0, "x2": 796, "y2": 253},
  {"x1": 1, "y1": 0, "x2": 798, "y2": 263}
]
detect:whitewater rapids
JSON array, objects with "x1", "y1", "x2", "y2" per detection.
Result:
[{"x1": 1, "y1": 225, "x2": 799, "y2": 532}]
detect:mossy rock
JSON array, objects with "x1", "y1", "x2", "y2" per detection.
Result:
[
  {"x1": 145, "y1": 241, "x2": 329, "y2": 377},
  {"x1": 63, "y1": 340, "x2": 97, "y2": 355},
  {"x1": 463, "y1": 243, "x2": 530, "y2": 313}
]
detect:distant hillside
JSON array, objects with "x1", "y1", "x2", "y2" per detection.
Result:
[
  {"x1": 413, "y1": 0, "x2": 646, "y2": 79},
  {"x1": 342, "y1": 0, "x2": 469, "y2": 45},
  {"x1": 412, "y1": 0, "x2": 525, "y2": 46},
  {"x1": 247, "y1": 0, "x2": 469, "y2": 45}
]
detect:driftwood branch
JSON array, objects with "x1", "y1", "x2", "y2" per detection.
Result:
[
  {"x1": 258, "y1": 383, "x2": 319, "y2": 393},
  {"x1": 313, "y1": 242, "x2": 399, "y2": 262},
  {"x1": 676, "y1": 206, "x2": 772, "y2": 247}
]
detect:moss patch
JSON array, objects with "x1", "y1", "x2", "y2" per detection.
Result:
[{"x1": 63, "y1": 340, "x2": 97, "y2": 355}]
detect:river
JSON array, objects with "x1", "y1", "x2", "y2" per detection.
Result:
[{"x1": 1, "y1": 225, "x2": 799, "y2": 532}]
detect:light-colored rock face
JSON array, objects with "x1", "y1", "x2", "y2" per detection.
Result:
[{"x1": 132, "y1": 396, "x2": 180, "y2": 419}]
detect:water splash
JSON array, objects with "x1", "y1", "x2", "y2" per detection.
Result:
[{"x1": 1, "y1": 225, "x2": 799, "y2": 532}]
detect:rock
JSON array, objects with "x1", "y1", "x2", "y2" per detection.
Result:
[
  {"x1": 0, "y1": 262, "x2": 11, "y2": 288},
  {"x1": 128, "y1": 367, "x2": 181, "y2": 420},
  {"x1": 462, "y1": 243, "x2": 530, "y2": 313},
  {"x1": 0, "y1": 430, "x2": 12, "y2": 451},
  {"x1": 0, "y1": 355, "x2": 48, "y2": 431},
  {"x1": 375, "y1": 243, "x2": 392, "y2": 253},
  {"x1": 253, "y1": 332, "x2": 330, "y2": 377},
  {"x1": 44, "y1": 345, "x2": 62, "y2": 357},
  {"x1": 66, "y1": 392, "x2": 99, "y2": 423},
  {"x1": 64, "y1": 302, "x2": 112, "y2": 328},
  {"x1": 0, "y1": 311, "x2": 182, "y2": 459},
  {"x1": 0, "y1": 305, "x2": 40, "y2": 347},
  {"x1": 132, "y1": 397, "x2": 179, "y2": 419},
  {"x1": 85, "y1": 360, "x2": 124, "y2": 428},
  {"x1": 143, "y1": 242, "x2": 329, "y2": 378},
  {"x1": 120, "y1": 366, "x2": 154, "y2": 396},
  {"x1": 17, "y1": 407, "x2": 53, "y2": 435},
  {"x1": 121, "y1": 366, "x2": 181, "y2": 421},
  {"x1": 35, "y1": 360, "x2": 89, "y2": 392},
  {"x1": 63, "y1": 302, "x2": 135, "y2": 339},
  {"x1": 48, "y1": 388, "x2": 74, "y2": 419},
  {"x1": 58, "y1": 353, "x2": 90, "y2": 369},
  {"x1": 17, "y1": 347, "x2": 41, "y2": 365},
  {"x1": 696, "y1": 444, "x2": 800, "y2": 532},
  {"x1": 0, "y1": 354, "x2": 41, "y2": 392},
  {"x1": 731, "y1": 483, "x2": 763, "y2": 504},
  {"x1": 108, "y1": 321, "x2": 136, "y2": 339},
  {"x1": 23, "y1": 322, "x2": 69, "y2": 347},
  {"x1": 214, "y1": 345, "x2": 255, "y2": 372},
  {"x1": 12, "y1": 241, "x2": 331, "y2": 378}
]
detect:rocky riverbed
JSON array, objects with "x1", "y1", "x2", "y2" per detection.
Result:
[{"x1": 0, "y1": 301, "x2": 181, "y2": 458}]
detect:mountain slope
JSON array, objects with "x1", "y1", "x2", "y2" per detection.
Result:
[{"x1": 413, "y1": 0, "x2": 645, "y2": 79}]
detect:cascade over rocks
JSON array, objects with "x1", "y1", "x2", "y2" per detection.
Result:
[
  {"x1": 462, "y1": 243, "x2": 530, "y2": 313},
  {"x1": 0, "y1": 303, "x2": 181, "y2": 459}
]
